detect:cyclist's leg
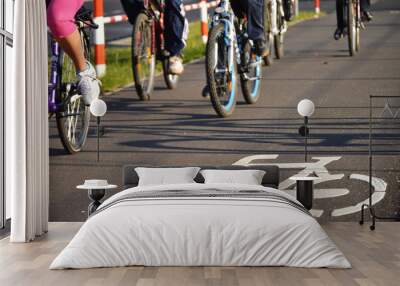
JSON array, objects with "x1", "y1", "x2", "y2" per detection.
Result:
[
  {"x1": 120, "y1": 0, "x2": 143, "y2": 25},
  {"x1": 232, "y1": 0, "x2": 266, "y2": 56},
  {"x1": 47, "y1": 0, "x2": 86, "y2": 72},
  {"x1": 334, "y1": 0, "x2": 345, "y2": 39},
  {"x1": 336, "y1": 0, "x2": 345, "y2": 30},
  {"x1": 360, "y1": 0, "x2": 370, "y2": 11},
  {"x1": 165, "y1": 0, "x2": 189, "y2": 74},
  {"x1": 47, "y1": 0, "x2": 100, "y2": 105},
  {"x1": 246, "y1": 0, "x2": 268, "y2": 57},
  {"x1": 360, "y1": 0, "x2": 373, "y2": 21},
  {"x1": 246, "y1": 0, "x2": 265, "y2": 42}
]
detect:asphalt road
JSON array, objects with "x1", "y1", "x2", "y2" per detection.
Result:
[{"x1": 50, "y1": 0, "x2": 400, "y2": 222}]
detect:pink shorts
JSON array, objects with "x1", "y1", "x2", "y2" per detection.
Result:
[{"x1": 47, "y1": 0, "x2": 84, "y2": 38}]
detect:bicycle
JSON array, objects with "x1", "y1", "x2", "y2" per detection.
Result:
[
  {"x1": 205, "y1": 0, "x2": 263, "y2": 117},
  {"x1": 263, "y1": 0, "x2": 290, "y2": 66},
  {"x1": 131, "y1": 0, "x2": 179, "y2": 101},
  {"x1": 48, "y1": 7, "x2": 98, "y2": 154}
]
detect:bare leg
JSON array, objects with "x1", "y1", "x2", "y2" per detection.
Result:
[{"x1": 55, "y1": 29, "x2": 87, "y2": 72}]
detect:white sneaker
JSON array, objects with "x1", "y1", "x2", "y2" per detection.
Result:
[
  {"x1": 77, "y1": 61, "x2": 100, "y2": 105},
  {"x1": 169, "y1": 56, "x2": 184, "y2": 75}
]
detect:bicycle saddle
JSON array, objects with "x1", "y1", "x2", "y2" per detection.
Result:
[{"x1": 75, "y1": 6, "x2": 99, "y2": 29}]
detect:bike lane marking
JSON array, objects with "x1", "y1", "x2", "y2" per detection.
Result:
[{"x1": 233, "y1": 155, "x2": 387, "y2": 218}]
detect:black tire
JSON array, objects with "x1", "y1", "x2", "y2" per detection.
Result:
[
  {"x1": 347, "y1": 0, "x2": 357, "y2": 56},
  {"x1": 162, "y1": 58, "x2": 179, "y2": 89},
  {"x1": 132, "y1": 12, "x2": 156, "y2": 101},
  {"x1": 206, "y1": 23, "x2": 238, "y2": 117},
  {"x1": 56, "y1": 30, "x2": 91, "y2": 154},
  {"x1": 240, "y1": 41, "x2": 262, "y2": 104},
  {"x1": 274, "y1": 13, "x2": 285, "y2": 59}
]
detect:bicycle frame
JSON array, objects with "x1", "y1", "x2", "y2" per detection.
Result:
[
  {"x1": 48, "y1": 39, "x2": 62, "y2": 114},
  {"x1": 143, "y1": 0, "x2": 167, "y2": 59},
  {"x1": 210, "y1": 0, "x2": 241, "y2": 74}
]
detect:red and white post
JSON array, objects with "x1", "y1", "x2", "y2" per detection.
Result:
[
  {"x1": 315, "y1": 0, "x2": 320, "y2": 14},
  {"x1": 200, "y1": 0, "x2": 208, "y2": 44},
  {"x1": 93, "y1": 0, "x2": 106, "y2": 77}
]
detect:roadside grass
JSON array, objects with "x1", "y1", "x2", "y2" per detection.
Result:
[
  {"x1": 101, "y1": 11, "x2": 324, "y2": 92},
  {"x1": 289, "y1": 10, "x2": 326, "y2": 26}
]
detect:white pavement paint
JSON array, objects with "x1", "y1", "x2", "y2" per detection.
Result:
[
  {"x1": 233, "y1": 155, "x2": 387, "y2": 218},
  {"x1": 381, "y1": 101, "x2": 400, "y2": 119},
  {"x1": 331, "y1": 174, "x2": 387, "y2": 217}
]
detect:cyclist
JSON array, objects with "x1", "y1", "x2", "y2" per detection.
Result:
[
  {"x1": 202, "y1": 0, "x2": 268, "y2": 98},
  {"x1": 231, "y1": 0, "x2": 269, "y2": 57},
  {"x1": 120, "y1": 0, "x2": 189, "y2": 75},
  {"x1": 334, "y1": 0, "x2": 373, "y2": 40},
  {"x1": 46, "y1": 0, "x2": 100, "y2": 105}
]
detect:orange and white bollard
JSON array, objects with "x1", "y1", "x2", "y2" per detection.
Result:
[
  {"x1": 315, "y1": 0, "x2": 320, "y2": 14},
  {"x1": 200, "y1": 0, "x2": 208, "y2": 44},
  {"x1": 93, "y1": 0, "x2": 106, "y2": 77}
]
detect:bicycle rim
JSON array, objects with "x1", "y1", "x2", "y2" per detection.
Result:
[
  {"x1": 206, "y1": 24, "x2": 237, "y2": 117},
  {"x1": 132, "y1": 13, "x2": 156, "y2": 101}
]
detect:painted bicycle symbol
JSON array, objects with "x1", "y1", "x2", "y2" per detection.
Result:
[{"x1": 234, "y1": 155, "x2": 387, "y2": 218}]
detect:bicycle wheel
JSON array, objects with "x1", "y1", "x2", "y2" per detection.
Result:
[
  {"x1": 263, "y1": 1, "x2": 274, "y2": 66},
  {"x1": 55, "y1": 30, "x2": 91, "y2": 154},
  {"x1": 274, "y1": 11, "x2": 285, "y2": 59},
  {"x1": 206, "y1": 23, "x2": 238, "y2": 117},
  {"x1": 355, "y1": 1, "x2": 361, "y2": 52},
  {"x1": 347, "y1": 0, "x2": 357, "y2": 56},
  {"x1": 240, "y1": 41, "x2": 262, "y2": 104},
  {"x1": 132, "y1": 12, "x2": 156, "y2": 101},
  {"x1": 162, "y1": 58, "x2": 179, "y2": 89}
]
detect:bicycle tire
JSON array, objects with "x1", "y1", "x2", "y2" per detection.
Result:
[
  {"x1": 355, "y1": 1, "x2": 361, "y2": 52},
  {"x1": 263, "y1": 1, "x2": 274, "y2": 66},
  {"x1": 274, "y1": 8, "x2": 285, "y2": 59},
  {"x1": 132, "y1": 12, "x2": 156, "y2": 101},
  {"x1": 162, "y1": 58, "x2": 179, "y2": 89},
  {"x1": 206, "y1": 23, "x2": 238, "y2": 118},
  {"x1": 347, "y1": 0, "x2": 357, "y2": 56},
  {"x1": 240, "y1": 41, "x2": 262, "y2": 104},
  {"x1": 55, "y1": 29, "x2": 91, "y2": 154}
]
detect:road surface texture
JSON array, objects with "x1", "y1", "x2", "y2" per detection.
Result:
[{"x1": 50, "y1": 0, "x2": 400, "y2": 222}]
